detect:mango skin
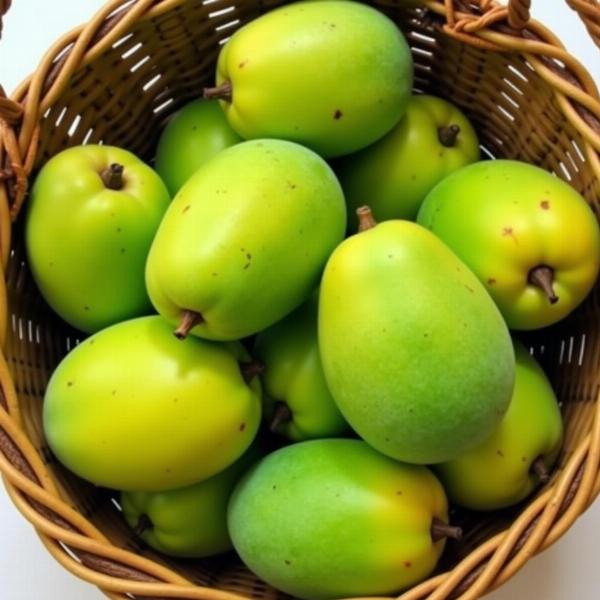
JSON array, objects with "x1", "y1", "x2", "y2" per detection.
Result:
[
  {"x1": 121, "y1": 443, "x2": 261, "y2": 558},
  {"x1": 417, "y1": 160, "x2": 600, "y2": 330},
  {"x1": 146, "y1": 139, "x2": 346, "y2": 341},
  {"x1": 228, "y1": 439, "x2": 448, "y2": 600},
  {"x1": 319, "y1": 221, "x2": 515, "y2": 464},
  {"x1": 215, "y1": 1, "x2": 413, "y2": 157},
  {"x1": 337, "y1": 95, "x2": 480, "y2": 229},
  {"x1": 436, "y1": 340, "x2": 563, "y2": 510},
  {"x1": 254, "y1": 294, "x2": 348, "y2": 441},
  {"x1": 155, "y1": 99, "x2": 242, "y2": 196},
  {"x1": 43, "y1": 316, "x2": 261, "y2": 491},
  {"x1": 26, "y1": 145, "x2": 170, "y2": 333}
]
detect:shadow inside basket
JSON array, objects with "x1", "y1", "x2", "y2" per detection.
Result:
[{"x1": 5, "y1": 1, "x2": 600, "y2": 598}]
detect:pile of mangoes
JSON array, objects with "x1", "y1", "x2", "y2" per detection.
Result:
[{"x1": 25, "y1": 2, "x2": 600, "y2": 599}]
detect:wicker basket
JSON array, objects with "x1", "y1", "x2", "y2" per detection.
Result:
[{"x1": 1, "y1": 0, "x2": 600, "y2": 598}]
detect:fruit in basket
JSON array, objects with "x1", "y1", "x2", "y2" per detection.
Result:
[
  {"x1": 204, "y1": 1, "x2": 413, "y2": 158},
  {"x1": 155, "y1": 99, "x2": 242, "y2": 195},
  {"x1": 417, "y1": 160, "x2": 600, "y2": 330},
  {"x1": 146, "y1": 139, "x2": 346, "y2": 341},
  {"x1": 254, "y1": 293, "x2": 348, "y2": 441},
  {"x1": 43, "y1": 316, "x2": 262, "y2": 491},
  {"x1": 436, "y1": 339, "x2": 563, "y2": 510},
  {"x1": 25, "y1": 145, "x2": 170, "y2": 333},
  {"x1": 337, "y1": 94, "x2": 480, "y2": 229},
  {"x1": 121, "y1": 441, "x2": 261, "y2": 558},
  {"x1": 319, "y1": 207, "x2": 514, "y2": 464},
  {"x1": 228, "y1": 439, "x2": 460, "y2": 600}
]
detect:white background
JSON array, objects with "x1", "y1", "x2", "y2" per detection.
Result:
[{"x1": 1, "y1": 1, "x2": 599, "y2": 599}]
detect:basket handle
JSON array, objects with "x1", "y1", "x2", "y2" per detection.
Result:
[
  {"x1": 567, "y1": 0, "x2": 600, "y2": 48},
  {"x1": 505, "y1": 0, "x2": 600, "y2": 48},
  {"x1": 507, "y1": 0, "x2": 531, "y2": 29},
  {"x1": 0, "y1": 0, "x2": 23, "y2": 125},
  {"x1": 0, "y1": 0, "x2": 10, "y2": 37},
  {"x1": 0, "y1": 0, "x2": 26, "y2": 233}
]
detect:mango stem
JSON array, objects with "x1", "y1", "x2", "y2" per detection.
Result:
[
  {"x1": 438, "y1": 124, "x2": 461, "y2": 147},
  {"x1": 203, "y1": 80, "x2": 233, "y2": 102},
  {"x1": 100, "y1": 163, "x2": 124, "y2": 190},
  {"x1": 431, "y1": 518, "x2": 463, "y2": 543},
  {"x1": 528, "y1": 265, "x2": 559, "y2": 305},
  {"x1": 531, "y1": 456, "x2": 550, "y2": 483},
  {"x1": 356, "y1": 205, "x2": 377, "y2": 232},
  {"x1": 240, "y1": 360, "x2": 265, "y2": 384},
  {"x1": 133, "y1": 514, "x2": 152, "y2": 537},
  {"x1": 174, "y1": 310, "x2": 203, "y2": 340},
  {"x1": 270, "y1": 402, "x2": 292, "y2": 433}
]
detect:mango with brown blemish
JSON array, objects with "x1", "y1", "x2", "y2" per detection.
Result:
[
  {"x1": 418, "y1": 160, "x2": 600, "y2": 329},
  {"x1": 146, "y1": 139, "x2": 346, "y2": 340},
  {"x1": 204, "y1": 1, "x2": 413, "y2": 157},
  {"x1": 43, "y1": 316, "x2": 262, "y2": 491},
  {"x1": 228, "y1": 439, "x2": 458, "y2": 599},
  {"x1": 436, "y1": 339, "x2": 563, "y2": 510}
]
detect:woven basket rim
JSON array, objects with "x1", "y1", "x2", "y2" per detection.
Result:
[{"x1": 1, "y1": 1, "x2": 600, "y2": 599}]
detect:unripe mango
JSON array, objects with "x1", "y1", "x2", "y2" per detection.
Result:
[
  {"x1": 146, "y1": 139, "x2": 346, "y2": 341},
  {"x1": 228, "y1": 439, "x2": 458, "y2": 600},
  {"x1": 206, "y1": 1, "x2": 413, "y2": 157},
  {"x1": 319, "y1": 208, "x2": 515, "y2": 464}
]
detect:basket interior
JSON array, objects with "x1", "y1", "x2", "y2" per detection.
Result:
[{"x1": 6, "y1": 1, "x2": 600, "y2": 598}]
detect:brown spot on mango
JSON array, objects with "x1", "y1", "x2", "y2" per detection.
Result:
[{"x1": 334, "y1": 109, "x2": 343, "y2": 120}]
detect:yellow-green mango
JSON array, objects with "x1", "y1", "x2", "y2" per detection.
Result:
[
  {"x1": 206, "y1": 1, "x2": 413, "y2": 157},
  {"x1": 337, "y1": 95, "x2": 479, "y2": 229},
  {"x1": 43, "y1": 316, "x2": 261, "y2": 491},
  {"x1": 121, "y1": 442, "x2": 261, "y2": 558},
  {"x1": 155, "y1": 99, "x2": 242, "y2": 195},
  {"x1": 146, "y1": 139, "x2": 346, "y2": 341},
  {"x1": 228, "y1": 439, "x2": 457, "y2": 600},
  {"x1": 26, "y1": 145, "x2": 170, "y2": 333},
  {"x1": 254, "y1": 294, "x2": 348, "y2": 441},
  {"x1": 436, "y1": 340, "x2": 563, "y2": 510},
  {"x1": 417, "y1": 160, "x2": 600, "y2": 330},
  {"x1": 319, "y1": 208, "x2": 515, "y2": 464}
]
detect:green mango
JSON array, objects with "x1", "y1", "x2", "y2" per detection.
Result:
[
  {"x1": 254, "y1": 294, "x2": 348, "y2": 441},
  {"x1": 155, "y1": 99, "x2": 242, "y2": 196},
  {"x1": 43, "y1": 316, "x2": 262, "y2": 491},
  {"x1": 319, "y1": 208, "x2": 515, "y2": 464},
  {"x1": 26, "y1": 145, "x2": 170, "y2": 333},
  {"x1": 121, "y1": 442, "x2": 261, "y2": 558},
  {"x1": 205, "y1": 1, "x2": 413, "y2": 158},
  {"x1": 417, "y1": 160, "x2": 600, "y2": 330},
  {"x1": 337, "y1": 95, "x2": 479, "y2": 229},
  {"x1": 146, "y1": 139, "x2": 346, "y2": 341},
  {"x1": 436, "y1": 340, "x2": 563, "y2": 510},
  {"x1": 228, "y1": 439, "x2": 458, "y2": 600}
]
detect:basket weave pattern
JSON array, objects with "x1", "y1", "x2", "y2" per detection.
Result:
[{"x1": 1, "y1": 1, "x2": 600, "y2": 599}]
